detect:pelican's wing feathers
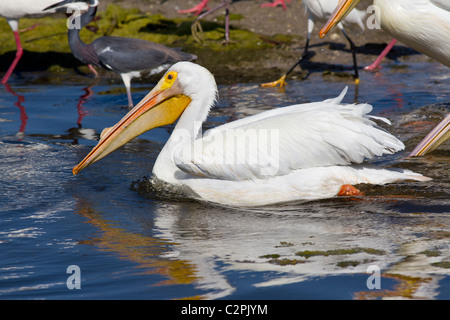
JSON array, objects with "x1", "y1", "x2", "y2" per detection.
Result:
[{"x1": 174, "y1": 87, "x2": 405, "y2": 181}]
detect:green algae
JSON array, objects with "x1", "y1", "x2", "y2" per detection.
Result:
[
  {"x1": 275, "y1": 241, "x2": 294, "y2": 248},
  {"x1": 0, "y1": 17, "x2": 71, "y2": 54},
  {"x1": 259, "y1": 254, "x2": 280, "y2": 259},
  {"x1": 296, "y1": 247, "x2": 386, "y2": 259},
  {"x1": 336, "y1": 260, "x2": 360, "y2": 268},
  {"x1": 421, "y1": 250, "x2": 442, "y2": 257},
  {"x1": 215, "y1": 13, "x2": 244, "y2": 23},
  {"x1": 431, "y1": 261, "x2": 450, "y2": 269},
  {"x1": 259, "y1": 245, "x2": 386, "y2": 267},
  {"x1": 268, "y1": 258, "x2": 306, "y2": 266},
  {"x1": 259, "y1": 254, "x2": 306, "y2": 266}
]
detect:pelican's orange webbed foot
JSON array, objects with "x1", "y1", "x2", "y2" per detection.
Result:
[{"x1": 338, "y1": 184, "x2": 364, "y2": 197}]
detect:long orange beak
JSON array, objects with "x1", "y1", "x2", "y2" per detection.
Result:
[
  {"x1": 320, "y1": 0, "x2": 361, "y2": 38},
  {"x1": 73, "y1": 71, "x2": 191, "y2": 175},
  {"x1": 408, "y1": 114, "x2": 450, "y2": 157}
]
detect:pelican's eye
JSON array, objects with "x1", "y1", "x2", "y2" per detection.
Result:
[{"x1": 161, "y1": 71, "x2": 178, "y2": 90}]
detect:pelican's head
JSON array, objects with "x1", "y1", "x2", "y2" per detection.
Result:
[
  {"x1": 319, "y1": 0, "x2": 361, "y2": 38},
  {"x1": 72, "y1": 62, "x2": 217, "y2": 175}
]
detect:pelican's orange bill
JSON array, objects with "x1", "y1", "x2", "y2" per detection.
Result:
[
  {"x1": 320, "y1": 0, "x2": 361, "y2": 38},
  {"x1": 73, "y1": 71, "x2": 191, "y2": 175}
]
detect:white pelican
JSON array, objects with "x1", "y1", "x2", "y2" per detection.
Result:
[
  {"x1": 320, "y1": 0, "x2": 450, "y2": 68},
  {"x1": 0, "y1": 0, "x2": 89, "y2": 84},
  {"x1": 262, "y1": 0, "x2": 367, "y2": 88},
  {"x1": 320, "y1": 0, "x2": 450, "y2": 155},
  {"x1": 73, "y1": 62, "x2": 430, "y2": 207}
]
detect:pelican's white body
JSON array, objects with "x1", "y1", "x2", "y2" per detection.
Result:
[
  {"x1": 373, "y1": 0, "x2": 450, "y2": 67},
  {"x1": 150, "y1": 63, "x2": 428, "y2": 206}
]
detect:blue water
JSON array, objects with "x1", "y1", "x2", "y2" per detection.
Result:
[{"x1": 0, "y1": 60, "x2": 449, "y2": 300}]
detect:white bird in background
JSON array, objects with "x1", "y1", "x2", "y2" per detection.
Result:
[
  {"x1": 262, "y1": 0, "x2": 367, "y2": 88},
  {"x1": 320, "y1": 0, "x2": 450, "y2": 155},
  {"x1": 320, "y1": 0, "x2": 450, "y2": 68},
  {"x1": 72, "y1": 62, "x2": 429, "y2": 207},
  {"x1": 0, "y1": 0, "x2": 89, "y2": 84}
]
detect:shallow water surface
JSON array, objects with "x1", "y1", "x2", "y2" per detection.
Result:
[{"x1": 0, "y1": 61, "x2": 449, "y2": 300}]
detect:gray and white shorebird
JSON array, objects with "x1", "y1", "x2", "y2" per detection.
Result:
[{"x1": 47, "y1": 0, "x2": 197, "y2": 107}]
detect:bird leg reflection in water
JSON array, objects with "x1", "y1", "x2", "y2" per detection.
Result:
[{"x1": 3, "y1": 83, "x2": 28, "y2": 139}]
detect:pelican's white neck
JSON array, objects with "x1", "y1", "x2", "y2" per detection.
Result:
[
  {"x1": 171, "y1": 62, "x2": 218, "y2": 136},
  {"x1": 174, "y1": 90, "x2": 216, "y2": 138},
  {"x1": 152, "y1": 62, "x2": 218, "y2": 183}
]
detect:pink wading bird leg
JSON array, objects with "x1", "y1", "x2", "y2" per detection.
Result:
[
  {"x1": 1, "y1": 20, "x2": 23, "y2": 84},
  {"x1": 364, "y1": 38, "x2": 397, "y2": 71}
]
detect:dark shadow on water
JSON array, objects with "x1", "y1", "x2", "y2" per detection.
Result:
[
  {"x1": 328, "y1": 41, "x2": 420, "y2": 60},
  {"x1": 359, "y1": 42, "x2": 420, "y2": 61},
  {"x1": 285, "y1": 41, "x2": 421, "y2": 81},
  {"x1": 139, "y1": 19, "x2": 194, "y2": 36}
]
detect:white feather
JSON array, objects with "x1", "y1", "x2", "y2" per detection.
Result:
[{"x1": 174, "y1": 87, "x2": 404, "y2": 181}]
